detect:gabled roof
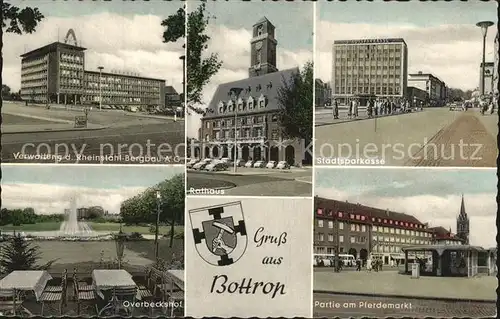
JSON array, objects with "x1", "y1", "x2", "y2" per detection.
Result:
[
  {"x1": 315, "y1": 197, "x2": 424, "y2": 225},
  {"x1": 165, "y1": 86, "x2": 178, "y2": 94},
  {"x1": 254, "y1": 16, "x2": 271, "y2": 26},
  {"x1": 202, "y1": 68, "x2": 299, "y2": 119}
]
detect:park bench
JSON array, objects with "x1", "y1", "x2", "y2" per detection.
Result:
[{"x1": 40, "y1": 270, "x2": 67, "y2": 315}]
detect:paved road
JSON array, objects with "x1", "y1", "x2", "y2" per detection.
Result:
[
  {"x1": 314, "y1": 293, "x2": 496, "y2": 317},
  {"x1": 315, "y1": 108, "x2": 497, "y2": 167},
  {"x1": 315, "y1": 106, "x2": 410, "y2": 126},
  {"x1": 2, "y1": 104, "x2": 185, "y2": 164},
  {"x1": 186, "y1": 169, "x2": 312, "y2": 196}
]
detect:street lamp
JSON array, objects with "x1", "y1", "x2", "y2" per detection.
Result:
[
  {"x1": 154, "y1": 190, "x2": 161, "y2": 261},
  {"x1": 476, "y1": 21, "x2": 494, "y2": 96},
  {"x1": 178, "y1": 55, "x2": 186, "y2": 123},
  {"x1": 229, "y1": 87, "x2": 244, "y2": 173},
  {"x1": 114, "y1": 223, "x2": 127, "y2": 269},
  {"x1": 98, "y1": 66, "x2": 104, "y2": 110}
]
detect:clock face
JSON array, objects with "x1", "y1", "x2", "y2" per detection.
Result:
[{"x1": 255, "y1": 41, "x2": 262, "y2": 50}]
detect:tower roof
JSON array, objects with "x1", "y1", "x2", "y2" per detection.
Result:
[
  {"x1": 253, "y1": 16, "x2": 272, "y2": 26},
  {"x1": 458, "y1": 194, "x2": 468, "y2": 220}
]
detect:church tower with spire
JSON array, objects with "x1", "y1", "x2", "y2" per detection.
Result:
[
  {"x1": 456, "y1": 194, "x2": 470, "y2": 245},
  {"x1": 249, "y1": 17, "x2": 279, "y2": 77}
]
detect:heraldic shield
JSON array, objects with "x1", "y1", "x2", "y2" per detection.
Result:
[{"x1": 189, "y1": 201, "x2": 248, "y2": 266}]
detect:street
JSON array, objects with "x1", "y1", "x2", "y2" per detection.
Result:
[
  {"x1": 315, "y1": 107, "x2": 497, "y2": 167},
  {"x1": 186, "y1": 168, "x2": 312, "y2": 196},
  {"x1": 314, "y1": 293, "x2": 496, "y2": 317},
  {"x1": 1, "y1": 102, "x2": 185, "y2": 164}
]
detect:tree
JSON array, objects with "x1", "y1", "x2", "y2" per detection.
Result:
[
  {"x1": 2, "y1": 2, "x2": 44, "y2": 34},
  {"x1": 162, "y1": 2, "x2": 222, "y2": 109},
  {"x1": 2, "y1": 84, "x2": 11, "y2": 99},
  {"x1": 276, "y1": 61, "x2": 314, "y2": 142},
  {"x1": 0, "y1": 234, "x2": 55, "y2": 274},
  {"x1": 119, "y1": 174, "x2": 185, "y2": 226}
]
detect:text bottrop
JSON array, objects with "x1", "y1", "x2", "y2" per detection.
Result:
[
  {"x1": 315, "y1": 300, "x2": 412, "y2": 310},
  {"x1": 210, "y1": 275, "x2": 286, "y2": 299}
]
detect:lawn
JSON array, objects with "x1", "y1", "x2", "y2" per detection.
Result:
[
  {"x1": 0, "y1": 222, "x2": 61, "y2": 231},
  {"x1": 87, "y1": 222, "x2": 183, "y2": 235},
  {"x1": 0, "y1": 222, "x2": 183, "y2": 235}
]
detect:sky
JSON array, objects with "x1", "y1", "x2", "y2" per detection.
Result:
[
  {"x1": 316, "y1": 1, "x2": 498, "y2": 91},
  {"x1": 1, "y1": 165, "x2": 183, "y2": 215},
  {"x1": 315, "y1": 168, "x2": 497, "y2": 249},
  {"x1": 3, "y1": 0, "x2": 184, "y2": 93},
  {"x1": 186, "y1": 0, "x2": 314, "y2": 138}
]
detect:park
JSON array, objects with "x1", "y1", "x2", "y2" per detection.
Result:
[{"x1": 0, "y1": 174, "x2": 185, "y2": 317}]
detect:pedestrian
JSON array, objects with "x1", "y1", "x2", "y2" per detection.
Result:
[
  {"x1": 374, "y1": 99, "x2": 379, "y2": 116},
  {"x1": 348, "y1": 99, "x2": 353, "y2": 119},
  {"x1": 353, "y1": 99, "x2": 359, "y2": 118},
  {"x1": 367, "y1": 99, "x2": 373, "y2": 118},
  {"x1": 367, "y1": 258, "x2": 372, "y2": 271},
  {"x1": 356, "y1": 259, "x2": 361, "y2": 271},
  {"x1": 333, "y1": 99, "x2": 339, "y2": 119}
]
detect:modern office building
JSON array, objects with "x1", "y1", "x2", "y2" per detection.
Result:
[
  {"x1": 478, "y1": 62, "x2": 495, "y2": 96},
  {"x1": 408, "y1": 71, "x2": 446, "y2": 107},
  {"x1": 331, "y1": 38, "x2": 408, "y2": 105},
  {"x1": 197, "y1": 18, "x2": 308, "y2": 166},
  {"x1": 314, "y1": 197, "x2": 433, "y2": 265},
  {"x1": 20, "y1": 30, "x2": 165, "y2": 108}
]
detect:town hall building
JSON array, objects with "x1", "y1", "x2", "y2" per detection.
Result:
[{"x1": 197, "y1": 18, "x2": 307, "y2": 166}]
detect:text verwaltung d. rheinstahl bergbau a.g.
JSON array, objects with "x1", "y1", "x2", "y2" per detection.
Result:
[{"x1": 14, "y1": 140, "x2": 185, "y2": 163}]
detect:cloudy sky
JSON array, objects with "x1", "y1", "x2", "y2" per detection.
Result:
[
  {"x1": 315, "y1": 168, "x2": 496, "y2": 248},
  {"x1": 316, "y1": 1, "x2": 497, "y2": 91},
  {"x1": 1, "y1": 165, "x2": 183, "y2": 215},
  {"x1": 3, "y1": 0, "x2": 184, "y2": 93},
  {"x1": 186, "y1": 1, "x2": 314, "y2": 138}
]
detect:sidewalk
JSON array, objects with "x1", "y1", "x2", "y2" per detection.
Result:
[
  {"x1": 314, "y1": 269, "x2": 496, "y2": 302},
  {"x1": 2, "y1": 123, "x2": 107, "y2": 134},
  {"x1": 2, "y1": 111, "x2": 74, "y2": 124}
]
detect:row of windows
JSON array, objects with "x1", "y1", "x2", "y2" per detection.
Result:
[
  {"x1": 334, "y1": 88, "x2": 401, "y2": 95},
  {"x1": 218, "y1": 95, "x2": 268, "y2": 114},
  {"x1": 316, "y1": 220, "x2": 431, "y2": 237},
  {"x1": 374, "y1": 236, "x2": 429, "y2": 244},
  {"x1": 86, "y1": 82, "x2": 160, "y2": 93},
  {"x1": 20, "y1": 88, "x2": 47, "y2": 95},
  {"x1": 21, "y1": 57, "x2": 48, "y2": 69},
  {"x1": 85, "y1": 75, "x2": 161, "y2": 87},
  {"x1": 60, "y1": 62, "x2": 84, "y2": 70},
  {"x1": 61, "y1": 70, "x2": 83, "y2": 77},
  {"x1": 21, "y1": 65, "x2": 48, "y2": 74},
  {"x1": 334, "y1": 44, "x2": 403, "y2": 52},
  {"x1": 205, "y1": 114, "x2": 278, "y2": 129},
  {"x1": 335, "y1": 77, "x2": 402, "y2": 83},
  {"x1": 84, "y1": 90, "x2": 160, "y2": 97},
  {"x1": 60, "y1": 53, "x2": 83, "y2": 63},
  {"x1": 213, "y1": 128, "x2": 265, "y2": 140}
]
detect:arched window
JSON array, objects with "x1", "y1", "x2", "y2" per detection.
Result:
[
  {"x1": 247, "y1": 96, "x2": 254, "y2": 110},
  {"x1": 258, "y1": 94, "x2": 267, "y2": 108},
  {"x1": 237, "y1": 97, "x2": 245, "y2": 111},
  {"x1": 204, "y1": 134, "x2": 209, "y2": 141},
  {"x1": 218, "y1": 101, "x2": 226, "y2": 114},
  {"x1": 227, "y1": 100, "x2": 234, "y2": 112}
]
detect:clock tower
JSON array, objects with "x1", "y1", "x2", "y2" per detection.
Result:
[{"x1": 249, "y1": 17, "x2": 279, "y2": 77}]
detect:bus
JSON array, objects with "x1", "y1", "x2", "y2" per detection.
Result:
[
  {"x1": 313, "y1": 254, "x2": 334, "y2": 267},
  {"x1": 313, "y1": 253, "x2": 356, "y2": 267}
]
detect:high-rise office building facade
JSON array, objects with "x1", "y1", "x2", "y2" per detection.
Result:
[
  {"x1": 331, "y1": 38, "x2": 408, "y2": 105},
  {"x1": 20, "y1": 41, "x2": 165, "y2": 107}
]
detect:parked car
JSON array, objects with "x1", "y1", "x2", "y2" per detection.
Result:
[
  {"x1": 205, "y1": 161, "x2": 229, "y2": 172},
  {"x1": 186, "y1": 158, "x2": 200, "y2": 168},
  {"x1": 235, "y1": 159, "x2": 246, "y2": 167},
  {"x1": 220, "y1": 157, "x2": 233, "y2": 165},
  {"x1": 244, "y1": 160, "x2": 254, "y2": 168},
  {"x1": 253, "y1": 161, "x2": 265, "y2": 168},
  {"x1": 266, "y1": 161, "x2": 277, "y2": 169},
  {"x1": 192, "y1": 158, "x2": 212, "y2": 170},
  {"x1": 276, "y1": 161, "x2": 290, "y2": 169}
]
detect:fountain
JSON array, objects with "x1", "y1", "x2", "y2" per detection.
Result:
[
  {"x1": 60, "y1": 197, "x2": 81, "y2": 235},
  {"x1": 57, "y1": 197, "x2": 100, "y2": 238}
]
